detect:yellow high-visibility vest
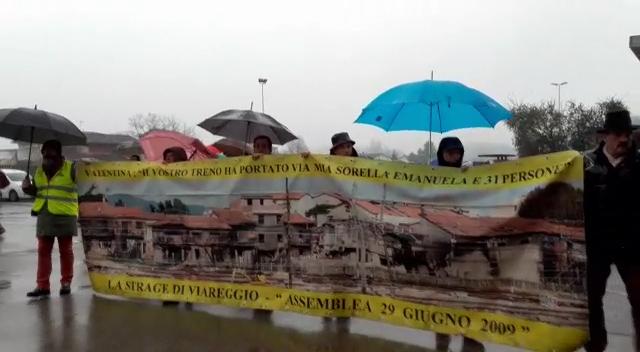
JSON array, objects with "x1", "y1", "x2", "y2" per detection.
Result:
[{"x1": 32, "y1": 160, "x2": 78, "y2": 216}]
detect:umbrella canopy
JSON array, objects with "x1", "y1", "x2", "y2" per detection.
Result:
[
  {"x1": 139, "y1": 130, "x2": 220, "y2": 162},
  {"x1": 0, "y1": 107, "x2": 86, "y2": 145},
  {"x1": 212, "y1": 138, "x2": 252, "y2": 157},
  {"x1": 198, "y1": 109, "x2": 297, "y2": 146},
  {"x1": 355, "y1": 80, "x2": 511, "y2": 133}
]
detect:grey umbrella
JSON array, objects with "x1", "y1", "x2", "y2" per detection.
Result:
[
  {"x1": 0, "y1": 106, "x2": 86, "y2": 174},
  {"x1": 198, "y1": 110, "x2": 298, "y2": 149}
]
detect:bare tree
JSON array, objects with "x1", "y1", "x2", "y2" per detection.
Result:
[{"x1": 128, "y1": 113, "x2": 195, "y2": 138}]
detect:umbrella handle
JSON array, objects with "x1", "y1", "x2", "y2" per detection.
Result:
[
  {"x1": 26, "y1": 126, "x2": 34, "y2": 177},
  {"x1": 244, "y1": 121, "x2": 251, "y2": 155}
]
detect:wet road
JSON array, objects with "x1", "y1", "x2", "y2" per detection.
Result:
[{"x1": 0, "y1": 202, "x2": 633, "y2": 351}]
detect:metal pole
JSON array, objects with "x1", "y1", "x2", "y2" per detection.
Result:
[
  {"x1": 551, "y1": 82, "x2": 567, "y2": 112},
  {"x1": 285, "y1": 177, "x2": 292, "y2": 288},
  {"x1": 428, "y1": 103, "x2": 433, "y2": 162},
  {"x1": 26, "y1": 127, "x2": 34, "y2": 176},
  {"x1": 258, "y1": 78, "x2": 268, "y2": 113}
]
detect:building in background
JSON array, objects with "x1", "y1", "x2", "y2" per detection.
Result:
[
  {"x1": 0, "y1": 150, "x2": 17, "y2": 168},
  {"x1": 12, "y1": 131, "x2": 136, "y2": 172}
]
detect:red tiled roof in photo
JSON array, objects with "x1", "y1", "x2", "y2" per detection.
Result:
[
  {"x1": 80, "y1": 202, "x2": 161, "y2": 220},
  {"x1": 81, "y1": 202, "x2": 230, "y2": 230},
  {"x1": 315, "y1": 193, "x2": 350, "y2": 204},
  {"x1": 422, "y1": 209, "x2": 584, "y2": 241},
  {"x1": 212, "y1": 208, "x2": 255, "y2": 225},
  {"x1": 394, "y1": 205, "x2": 424, "y2": 219},
  {"x1": 283, "y1": 213, "x2": 315, "y2": 225},
  {"x1": 154, "y1": 215, "x2": 231, "y2": 230},
  {"x1": 354, "y1": 200, "x2": 409, "y2": 218}
]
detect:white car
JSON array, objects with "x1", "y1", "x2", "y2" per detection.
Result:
[{"x1": 0, "y1": 169, "x2": 32, "y2": 202}]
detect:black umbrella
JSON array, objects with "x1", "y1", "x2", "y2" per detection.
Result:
[
  {"x1": 198, "y1": 110, "x2": 298, "y2": 149},
  {"x1": 0, "y1": 106, "x2": 86, "y2": 175}
]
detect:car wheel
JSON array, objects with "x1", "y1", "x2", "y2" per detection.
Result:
[{"x1": 8, "y1": 190, "x2": 19, "y2": 202}]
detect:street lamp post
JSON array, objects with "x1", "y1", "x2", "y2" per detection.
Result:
[
  {"x1": 258, "y1": 78, "x2": 268, "y2": 113},
  {"x1": 551, "y1": 82, "x2": 568, "y2": 112}
]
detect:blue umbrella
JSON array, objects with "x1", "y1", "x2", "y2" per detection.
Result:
[{"x1": 354, "y1": 80, "x2": 512, "y2": 160}]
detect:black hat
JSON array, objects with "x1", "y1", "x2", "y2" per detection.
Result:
[
  {"x1": 330, "y1": 132, "x2": 356, "y2": 151},
  {"x1": 41, "y1": 140, "x2": 62, "y2": 155},
  {"x1": 598, "y1": 110, "x2": 637, "y2": 133}
]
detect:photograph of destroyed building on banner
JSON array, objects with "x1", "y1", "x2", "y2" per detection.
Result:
[{"x1": 78, "y1": 180, "x2": 586, "y2": 328}]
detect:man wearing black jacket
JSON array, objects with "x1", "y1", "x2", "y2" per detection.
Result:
[{"x1": 584, "y1": 110, "x2": 640, "y2": 351}]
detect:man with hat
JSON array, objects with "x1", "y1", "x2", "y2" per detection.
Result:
[
  {"x1": 584, "y1": 110, "x2": 640, "y2": 351},
  {"x1": 21, "y1": 140, "x2": 78, "y2": 298},
  {"x1": 330, "y1": 132, "x2": 358, "y2": 157}
]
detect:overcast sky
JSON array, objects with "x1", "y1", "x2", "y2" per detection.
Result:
[{"x1": 1, "y1": 0, "x2": 639, "y2": 155}]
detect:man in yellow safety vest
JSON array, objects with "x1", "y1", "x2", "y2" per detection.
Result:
[{"x1": 22, "y1": 140, "x2": 78, "y2": 298}]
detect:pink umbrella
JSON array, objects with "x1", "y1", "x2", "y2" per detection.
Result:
[{"x1": 139, "y1": 130, "x2": 220, "y2": 162}]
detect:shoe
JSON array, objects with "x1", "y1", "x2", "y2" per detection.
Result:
[
  {"x1": 162, "y1": 301, "x2": 180, "y2": 306},
  {"x1": 60, "y1": 285, "x2": 71, "y2": 296},
  {"x1": 26, "y1": 288, "x2": 50, "y2": 298}
]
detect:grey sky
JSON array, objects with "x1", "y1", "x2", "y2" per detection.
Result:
[{"x1": 1, "y1": 0, "x2": 639, "y2": 155}]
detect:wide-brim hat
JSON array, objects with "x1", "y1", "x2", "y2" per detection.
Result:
[
  {"x1": 598, "y1": 110, "x2": 638, "y2": 133},
  {"x1": 330, "y1": 132, "x2": 356, "y2": 151}
]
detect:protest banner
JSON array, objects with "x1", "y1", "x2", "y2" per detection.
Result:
[{"x1": 78, "y1": 151, "x2": 586, "y2": 351}]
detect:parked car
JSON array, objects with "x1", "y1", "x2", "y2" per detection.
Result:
[{"x1": 0, "y1": 169, "x2": 32, "y2": 201}]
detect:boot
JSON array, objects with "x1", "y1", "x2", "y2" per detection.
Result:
[
  {"x1": 26, "y1": 288, "x2": 50, "y2": 298},
  {"x1": 60, "y1": 284, "x2": 71, "y2": 296}
]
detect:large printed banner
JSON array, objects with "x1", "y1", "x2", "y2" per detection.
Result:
[{"x1": 78, "y1": 151, "x2": 587, "y2": 351}]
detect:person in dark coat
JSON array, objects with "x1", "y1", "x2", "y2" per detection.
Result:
[
  {"x1": 583, "y1": 110, "x2": 640, "y2": 352},
  {"x1": 330, "y1": 132, "x2": 358, "y2": 157},
  {"x1": 432, "y1": 137, "x2": 465, "y2": 167},
  {"x1": 0, "y1": 170, "x2": 8, "y2": 237},
  {"x1": 163, "y1": 147, "x2": 188, "y2": 163},
  {"x1": 432, "y1": 136, "x2": 483, "y2": 352}
]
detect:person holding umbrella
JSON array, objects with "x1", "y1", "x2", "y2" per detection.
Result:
[
  {"x1": 329, "y1": 132, "x2": 359, "y2": 157},
  {"x1": 163, "y1": 147, "x2": 189, "y2": 163},
  {"x1": 0, "y1": 106, "x2": 84, "y2": 298},
  {"x1": 253, "y1": 135, "x2": 273, "y2": 156},
  {"x1": 431, "y1": 137, "x2": 483, "y2": 352},
  {"x1": 22, "y1": 140, "x2": 79, "y2": 298}
]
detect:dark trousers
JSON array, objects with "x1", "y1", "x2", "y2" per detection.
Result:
[{"x1": 586, "y1": 241, "x2": 640, "y2": 352}]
